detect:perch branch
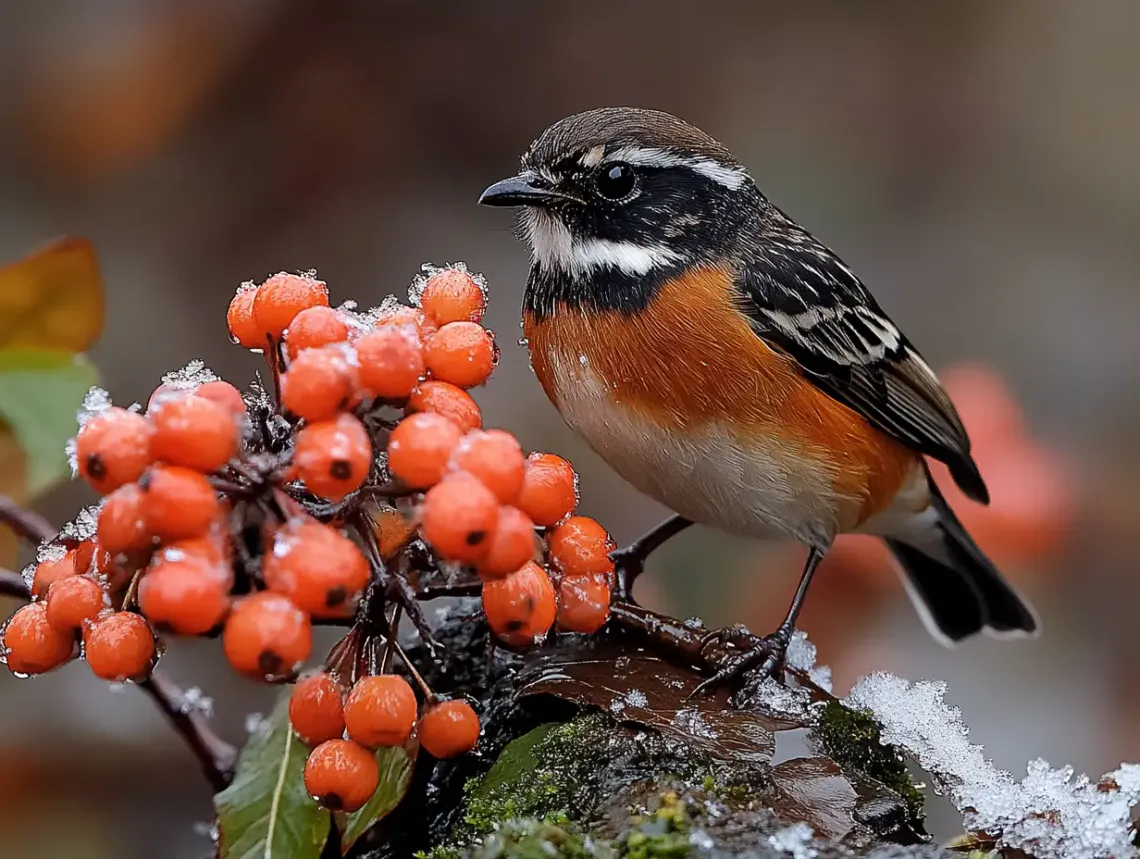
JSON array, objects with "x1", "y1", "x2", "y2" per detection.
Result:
[{"x1": 0, "y1": 495, "x2": 55, "y2": 544}]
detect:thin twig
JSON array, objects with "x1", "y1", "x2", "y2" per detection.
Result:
[
  {"x1": 0, "y1": 496, "x2": 55, "y2": 544},
  {"x1": 0, "y1": 569, "x2": 30, "y2": 600},
  {"x1": 139, "y1": 673, "x2": 237, "y2": 791}
]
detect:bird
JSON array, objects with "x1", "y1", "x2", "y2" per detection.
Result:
[{"x1": 478, "y1": 107, "x2": 1038, "y2": 687}]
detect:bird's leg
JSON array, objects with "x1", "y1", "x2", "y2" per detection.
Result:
[
  {"x1": 609, "y1": 515, "x2": 692, "y2": 603},
  {"x1": 691, "y1": 546, "x2": 825, "y2": 697}
]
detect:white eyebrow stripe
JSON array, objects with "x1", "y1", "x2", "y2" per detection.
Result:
[
  {"x1": 606, "y1": 146, "x2": 751, "y2": 190},
  {"x1": 579, "y1": 145, "x2": 606, "y2": 168}
]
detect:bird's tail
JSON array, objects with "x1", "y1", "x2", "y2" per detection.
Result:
[{"x1": 884, "y1": 472, "x2": 1039, "y2": 645}]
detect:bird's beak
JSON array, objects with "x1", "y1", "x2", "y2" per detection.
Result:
[{"x1": 478, "y1": 171, "x2": 566, "y2": 207}]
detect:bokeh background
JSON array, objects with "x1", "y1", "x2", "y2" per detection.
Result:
[{"x1": 2, "y1": 2, "x2": 1139, "y2": 856}]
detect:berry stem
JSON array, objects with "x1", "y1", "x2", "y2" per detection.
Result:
[{"x1": 389, "y1": 635, "x2": 435, "y2": 703}]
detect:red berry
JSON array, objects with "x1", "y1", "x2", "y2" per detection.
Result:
[
  {"x1": 45, "y1": 575, "x2": 108, "y2": 632},
  {"x1": 420, "y1": 472, "x2": 500, "y2": 563},
  {"x1": 3, "y1": 603, "x2": 76, "y2": 675},
  {"x1": 477, "y1": 506, "x2": 537, "y2": 580},
  {"x1": 556, "y1": 573, "x2": 611, "y2": 634},
  {"x1": 139, "y1": 556, "x2": 230, "y2": 635},
  {"x1": 304, "y1": 739, "x2": 378, "y2": 812},
  {"x1": 263, "y1": 520, "x2": 370, "y2": 616},
  {"x1": 424, "y1": 322, "x2": 497, "y2": 389},
  {"x1": 97, "y1": 483, "x2": 152, "y2": 555},
  {"x1": 547, "y1": 516, "x2": 614, "y2": 578},
  {"x1": 343, "y1": 674, "x2": 418, "y2": 748},
  {"x1": 227, "y1": 284, "x2": 264, "y2": 349},
  {"x1": 290, "y1": 672, "x2": 347, "y2": 746},
  {"x1": 284, "y1": 306, "x2": 350, "y2": 359},
  {"x1": 481, "y1": 560, "x2": 556, "y2": 647},
  {"x1": 386, "y1": 412, "x2": 463, "y2": 490},
  {"x1": 223, "y1": 592, "x2": 311, "y2": 680},
  {"x1": 196, "y1": 380, "x2": 247, "y2": 417},
  {"x1": 418, "y1": 268, "x2": 486, "y2": 325},
  {"x1": 292, "y1": 414, "x2": 372, "y2": 502},
  {"x1": 76, "y1": 407, "x2": 153, "y2": 494},
  {"x1": 449, "y1": 429, "x2": 525, "y2": 504},
  {"x1": 253, "y1": 272, "x2": 329, "y2": 341},
  {"x1": 280, "y1": 345, "x2": 359, "y2": 423},
  {"x1": 30, "y1": 552, "x2": 76, "y2": 599},
  {"x1": 355, "y1": 325, "x2": 425, "y2": 400},
  {"x1": 149, "y1": 393, "x2": 240, "y2": 473},
  {"x1": 417, "y1": 699, "x2": 481, "y2": 759},
  {"x1": 516, "y1": 453, "x2": 578, "y2": 526},
  {"x1": 140, "y1": 465, "x2": 222, "y2": 542},
  {"x1": 407, "y1": 381, "x2": 482, "y2": 433},
  {"x1": 83, "y1": 612, "x2": 157, "y2": 681}
]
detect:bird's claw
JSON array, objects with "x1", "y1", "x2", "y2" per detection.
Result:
[{"x1": 688, "y1": 625, "x2": 793, "y2": 700}]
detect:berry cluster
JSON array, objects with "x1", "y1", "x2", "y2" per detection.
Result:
[{"x1": 0, "y1": 263, "x2": 619, "y2": 811}]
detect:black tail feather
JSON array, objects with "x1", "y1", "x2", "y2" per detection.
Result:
[{"x1": 885, "y1": 476, "x2": 1038, "y2": 644}]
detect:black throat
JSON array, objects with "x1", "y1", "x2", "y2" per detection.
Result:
[{"x1": 523, "y1": 259, "x2": 688, "y2": 320}]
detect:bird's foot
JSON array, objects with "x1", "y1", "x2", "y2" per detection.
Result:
[{"x1": 689, "y1": 623, "x2": 793, "y2": 699}]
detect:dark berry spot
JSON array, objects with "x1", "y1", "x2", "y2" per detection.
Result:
[
  {"x1": 465, "y1": 529, "x2": 486, "y2": 546},
  {"x1": 505, "y1": 619, "x2": 525, "y2": 632},
  {"x1": 85, "y1": 453, "x2": 107, "y2": 479},
  {"x1": 523, "y1": 594, "x2": 536, "y2": 614},
  {"x1": 320, "y1": 792, "x2": 344, "y2": 811},
  {"x1": 329, "y1": 459, "x2": 352, "y2": 479},
  {"x1": 258, "y1": 650, "x2": 284, "y2": 677},
  {"x1": 324, "y1": 585, "x2": 347, "y2": 608}
]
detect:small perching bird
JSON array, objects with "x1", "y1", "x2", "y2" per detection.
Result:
[{"x1": 480, "y1": 107, "x2": 1037, "y2": 688}]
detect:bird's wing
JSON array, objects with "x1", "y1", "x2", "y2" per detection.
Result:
[{"x1": 733, "y1": 224, "x2": 989, "y2": 503}]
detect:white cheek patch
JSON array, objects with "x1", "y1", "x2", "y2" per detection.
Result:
[{"x1": 522, "y1": 209, "x2": 682, "y2": 277}]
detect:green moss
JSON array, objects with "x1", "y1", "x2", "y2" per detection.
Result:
[
  {"x1": 423, "y1": 819, "x2": 608, "y2": 859},
  {"x1": 617, "y1": 793, "x2": 693, "y2": 859},
  {"x1": 812, "y1": 700, "x2": 925, "y2": 822}
]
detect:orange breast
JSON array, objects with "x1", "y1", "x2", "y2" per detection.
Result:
[{"x1": 524, "y1": 264, "x2": 916, "y2": 529}]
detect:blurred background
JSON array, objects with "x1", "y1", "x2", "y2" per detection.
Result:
[{"x1": 1, "y1": 1, "x2": 1139, "y2": 856}]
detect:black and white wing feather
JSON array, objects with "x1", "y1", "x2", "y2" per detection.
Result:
[{"x1": 734, "y1": 222, "x2": 989, "y2": 504}]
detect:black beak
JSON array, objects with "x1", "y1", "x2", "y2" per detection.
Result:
[{"x1": 478, "y1": 171, "x2": 566, "y2": 207}]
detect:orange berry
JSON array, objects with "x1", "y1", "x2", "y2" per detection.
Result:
[
  {"x1": 253, "y1": 272, "x2": 329, "y2": 341},
  {"x1": 407, "y1": 381, "x2": 482, "y2": 433},
  {"x1": 31, "y1": 552, "x2": 76, "y2": 599},
  {"x1": 139, "y1": 556, "x2": 230, "y2": 635},
  {"x1": 418, "y1": 268, "x2": 486, "y2": 325},
  {"x1": 3, "y1": 603, "x2": 76, "y2": 675},
  {"x1": 424, "y1": 322, "x2": 497, "y2": 389},
  {"x1": 196, "y1": 380, "x2": 247, "y2": 417},
  {"x1": 375, "y1": 303, "x2": 434, "y2": 338},
  {"x1": 149, "y1": 393, "x2": 240, "y2": 473},
  {"x1": 290, "y1": 672, "x2": 346, "y2": 746},
  {"x1": 386, "y1": 413, "x2": 462, "y2": 489},
  {"x1": 284, "y1": 306, "x2": 350, "y2": 359},
  {"x1": 304, "y1": 739, "x2": 378, "y2": 812},
  {"x1": 556, "y1": 573, "x2": 611, "y2": 634},
  {"x1": 76, "y1": 407, "x2": 154, "y2": 493},
  {"x1": 482, "y1": 561, "x2": 557, "y2": 647},
  {"x1": 449, "y1": 429, "x2": 525, "y2": 504},
  {"x1": 547, "y1": 516, "x2": 614, "y2": 578},
  {"x1": 343, "y1": 674, "x2": 418, "y2": 748},
  {"x1": 477, "y1": 506, "x2": 537, "y2": 580},
  {"x1": 292, "y1": 414, "x2": 372, "y2": 502},
  {"x1": 227, "y1": 284, "x2": 264, "y2": 349},
  {"x1": 281, "y1": 345, "x2": 359, "y2": 423},
  {"x1": 516, "y1": 453, "x2": 578, "y2": 526},
  {"x1": 263, "y1": 520, "x2": 370, "y2": 616},
  {"x1": 97, "y1": 483, "x2": 152, "y2": 555},
  {"x1": 83, "y1": 611, "x2": 157, "y2": 681},
  {"x1": 355, "y1": 325, "x2": 425, "y2": 400},
  {"x1": 421, "y1": 472, "x2": 499, "y2": 563},
  {"x1": 223, "y1": 592, "x2": 311, "y2": 679},
  {"x1": 140, "y1": 466, "x2": 222, "y2": 542},
  {"x1": 417, "y1": 699, "x2": 481, "y2": 759},
  {"x1": 158, "y1": 532, "x2": 230, "y2": 568},
  {"x1": 46, "y1": 575, "x2": 108, "y2": 632}
]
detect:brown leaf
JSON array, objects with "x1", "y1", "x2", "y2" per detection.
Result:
[
  {"x1": 769, "y1": 756, "x2": 858, "y2": 841},
  {"x1": 0, "y1": 237, "x2": 104, "y2": 352},
  {"x1": 518, "y1": 640, "x2": 795, "y2": 764}
]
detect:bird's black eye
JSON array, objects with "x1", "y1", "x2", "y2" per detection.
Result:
[{"x1": 594, "y1": 162, "x2": 638, "y2": 201}]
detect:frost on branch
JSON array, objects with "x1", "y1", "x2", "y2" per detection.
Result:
[{"x1": 847, "y1": 671, "x2": 1140, "y2": 859}]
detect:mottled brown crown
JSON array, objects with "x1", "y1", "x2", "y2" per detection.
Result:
[{"x1": 522, "y1": 107, "x2": 739, "y2": 170}]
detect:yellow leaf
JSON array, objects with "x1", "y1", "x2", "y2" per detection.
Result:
[
  {"x1": 0, "y1": 237, "x2": 104, "y2": 352},
  {"x1": 0, "y1": 423, "x2": 28, "y2": 569}
]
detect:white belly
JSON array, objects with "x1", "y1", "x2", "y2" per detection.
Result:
[{"x1": 547, "y1": 354, "x2": 843, "y2": 547}]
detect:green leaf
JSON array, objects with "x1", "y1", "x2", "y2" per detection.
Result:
[
  {"x1": 336, "y1": 744, "x2": 415, "y2": 854},
  {"x1": 0, "y1": 347, "x2": 99, "y2": 496},
  {"x1": 215, "y1": 693, "x2": 330, "y2": 859}
]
